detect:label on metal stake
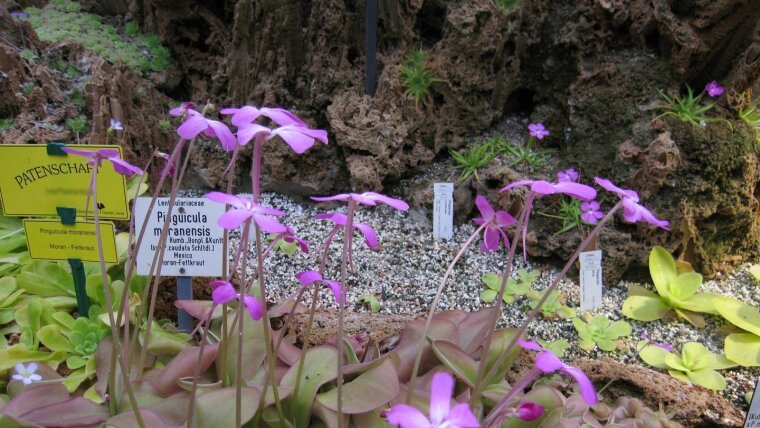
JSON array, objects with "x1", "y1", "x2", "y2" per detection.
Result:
[
  {"x1": 580, "y1": 250, "x2": 603, "y2": 311},
  {"x1": 433, "y1": 183, "x2": 454, "y2": 240}
]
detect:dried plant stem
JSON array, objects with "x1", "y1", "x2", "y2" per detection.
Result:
[
  {"x1": 480, "y1": 200, "x2": 623, "y2": 394},
  {"x1": 184, "y1": 303, "x2": 216, "y2": 428},
  {"x1": 404, "y1": 222, "x2": 487, "y2": 403},
  {"x1": 89, "y1": 171, "x2": 144, "y2": 427},
  {"x1": 336, "y1": 200, "x2": 357, "y2": 428}
]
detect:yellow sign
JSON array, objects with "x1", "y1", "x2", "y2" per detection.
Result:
[
  {"x1": 0, "y1": 145, "x2": 130, "y2": 220},
  {"x1": 24, "y1": 219, "x2": 118, "y2": 263}
]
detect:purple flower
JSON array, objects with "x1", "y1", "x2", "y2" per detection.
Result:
[
  {"x1": 169, "y1": 102, "x2": 196, "y2": 117},
  {"x1": 704, "y1": 81, "x2": 724, "y2": 98},
  {"x1": 518, "y1": 339, "x2": 598, "y2": 405},
  {"x1": 220, "y1": 105, "x2": 307, "y2": 127},
  {"x1": 277, "y1": 225, "x2": 310, "y2": 253},
  {"x1": 473, "y1": 195, "x2": 515, "y2": 252},
  {"x1": 108, "y1": 118, "x2": 123, "y2": 133},
  {"x1": 296, "y1": 271, "x2": 343, "y2": 304},
  {"x1": 311, "y1": 192, "x2": 409, "y2": 211},
  {"x1": 580, "y1": 201, "x2": 604, "y2": 224},
  {"x1": 385, "y1": 372, "x2": 479, "y2": 428},
  {"x1": 501, "y1": 180, "x2": 596, "y2": 201},
  {"x1": 315, "y1": 212, "x2": 378, "y2": 249},
  {"x1": 156, "y1": 151, "x2": 176, "y2": 177},
  {"x1": 174, "y1": 108, "x2": 236, "y2": 151},
  {"x1": 61, "y1": 147, "x2": 143, "y2": 176},
  {"x1": 594, "y1": 178, "x2": 669, "y2": 230},
  {"x1": 556, "y1": 168, "x2": 579, "y2": 183},
  {"x1": 209, "y1": 280, "x2": 263, "y2": 320},
  {"x1": 237, "y1": 123, "x2": 328, "y2": 154},
  {"x1": 205, "y1": 192, "x2": 286, "y2": 232},
  {"x1": 515, "y1": 402, "x2": 544, "y2": 422},
  {"x1": 641, "y1": 332, "x2": 675, "y2": 353},
  {"x1": 528, "y1": 123, "x2": 550, "y2": 139}
]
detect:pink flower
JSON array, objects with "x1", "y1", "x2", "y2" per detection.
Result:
[
  {"x1": 156, "y1": 151, "x2": 175, "y2": 177},
  {"x1": 61, "y1": 147, "x2": 143, "y2": 176},
  {"x1": 205, "y1": 192, "x2": 286, "y2": 232},
  {"x1": 296, "y1": 271, "x2": 343, "y2": 304},
  {"x1": 220, "y1": 105, "x2": 307, "y2": 127},
  {"x1": 704, "y1": 81, "x2": 724, "y2": 98},
  {"x1": 580, "y1": 201, "x2": 604, "y2": 224},
  {"x1": 237, "y1": 123, "x2": 328, "y2": 154},
  {"x1": 528, "y1": 123, "x2": 550, "y2": 139},
  {"x1": 473, "y1": 195, "x2": 515, "y2": 252},
  {"x1": 385, "y1": 372, "x2": 479, "y2": 428},
  {"x1": 594, "y1": 178, "x2": 669, "y2": 229},
  {"x1": 515, "y1": 402, "x2": 544, "y2": 422},
  {"x1": 518, "y1": 340, "x2": 598, "y2": 405},
  {"x1": 501, "y1": 180, "x2": 596, "y2": 201},
  {"x1": 276, "y1": 225, "x2": 310, "y2": 253},
  {"x1": 169, "y1": 102, "x2": 196, "y2": 117},
  {"x1": 209, "y1": 280, "x2": 262, "y2": 320},
  {"x1": 174, "y1": 108, "x2": 237, "y2": 151},
  {"x1": 315, "y1": 212, "x2": 378, "y2": 248},
  {"x1": 556, "y1": 168, "x2": 579, "y2": 183},
  {"x1": 311, "y1": 192, "x2": 409, "y2": 211}
]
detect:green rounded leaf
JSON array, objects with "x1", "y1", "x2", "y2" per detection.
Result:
[
  {"x1": 686, "y1": 368, "x2": 726, "y2": 391},
  {"x1": 597, "y1": 339, "x2": 617, "y2": 352},
  {"x1": 670, "y1": 272, "x2": 702, "y2": 300},
  {"x1": 622, "y1": 295, "x2": 670, "y2": 321},
  {"x1": 649, "y1": 246, "x2": 676, "y2": 297},
  {"x1": 714, "y1": 296, "x2": 760, "y2": 336},
  {"x1": 725, "y1": 333, "x2": 760, "y2": 367},
  {"x1": 664, "y1": 353, "x2": 689, "y2": 372},
  {"x1": 607, "y1": 320, "x2": 632, "y2": 338},
  {"x1": 639, "y1": 344, "x2": 671, "y2": 369},
  {"x1": 479, "y1": 289, "x2": 496, "y2": 303},
  {"x1": 38, "y1": 325, "x2": 74, "y2": 353},
  {"x1": 679, "y1": 292, "x2": 719, "y2": 315},
  {"x1": 681, "y1": 342, "x2": 711, "y2": 371}
]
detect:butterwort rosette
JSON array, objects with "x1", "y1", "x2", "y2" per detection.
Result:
[
  {"x1": 385, "y1": 371, "x2": 479, "y2": 428},
  {"x1": 594, "y1": 178, "x2": 669, "y2": 229},
  {"x1": 473, "y1": 195, "x2": 515, "y2": 252},
  {"x1": 61, "y1": 147, "x2": 143, "y2": 176},
  {"x1": 205, "y1": 191, "x2": 287, "y2": 232}
]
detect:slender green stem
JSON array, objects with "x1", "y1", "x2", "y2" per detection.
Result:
[
  {"x1": 185, "y1": 303, "x2": 216, "y2": 428},
  {"x1": 479, "y1": 201, "x2": 623, "y2": 392},
  {"x1": 90, "y1": 168, "x2": 145, "y2": 427},
  {"x1": 404, "y1": 223, "x2": 487, "y2": 403},
  {"x1": 483, "y1": 367, "x2": 541, "y2": 427}
]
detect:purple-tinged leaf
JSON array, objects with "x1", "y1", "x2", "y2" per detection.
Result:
[
  {"x1": 194, "y1": 387, "x2": 260, "y2": 427},
  {"x1": 2, "y1": 384, "x2": 69, "y2": 418},
  {"x1": 317, "y1": 358, "x2": 399, "y2": 414},
  {"x1": 106, "y1": 408, "x2": 183, "y2": 428},
  {"x1": 152, "y1": 344, "x2": 218, "y2": 396},
  {"x1": 431, "y1": 341, "x2": 478, "y2": 386},
  {"x1": 174, "y1": 300, "x2": 226, "y2": 320}
]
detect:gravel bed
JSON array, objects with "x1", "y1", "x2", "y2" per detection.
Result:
[{"x1": 217, "y1": 191, "x2": 758, "y2": 410}]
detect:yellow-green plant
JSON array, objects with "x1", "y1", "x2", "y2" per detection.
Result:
[
  {"x1": 639, "y1": 342, "x2": 735, "y2": 391},
  {"x1": 572, "y1": 314, "x2": 631, "y2": 352}
]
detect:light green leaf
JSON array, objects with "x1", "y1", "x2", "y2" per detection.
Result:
[
  {"x1": 281, "y1": 347, "x2": 338, "y2": 428},
  {"x1": 649, "y1": 246, "x2": 676, "y2": 298},
  {"x1": 432, "y1": 340, "x2": 477, "y2": 386},
  {"x1": 670, "y1": 272, "x2": 702, "y2": 300},
  {"x1": 195, "y1": 387, "x2": 259, "y2": 426},
  {"x1": 622, "y1": 295, "x2": 669, "y2": 321},
  {"x1": 686, "y1": 368, "x2": 726, "y2": 391},
  {"x1": 627, "y1": 284, "x2": 659, "y2": 298},
  {"x1": 749, "y1": 264, "x2": 760, "y2": 282},
  {"x1": 579, "y1": 340, "x2": 596, "y2": 351},
  {"x1": 714, "y1": 296, "x2": 760, "y2": 336},
  {"x1": 481, "y1": 273, "x2": 501, "y2": 291},
  {"x1": 38, "y1": 325, "x2": 74, "y2": 353},
  {"x1": 607, "y1": 320, "x2": 632, "y2": 338},
  {"x1": 673, "y1": 308, "x2": 706, "y2": 328},
  {"x1": 681, "y1": 342, "x2": 711, "y2": 371},
  {"x1": 664, "y1": 354, "x2": 689, "y2": 372},
  {"x1": 680, "y1": 292, "x2": 719, "y2": 315},
  {"x1": 316, "y1": 358, "x2": 399, "y2": 414},
  {"x1": 725, "y1": 333, "x2": 760, "y2": 367},
  {"x1": 597, "y1": 339, "x2": 617, "y2": 352},
  {"x1": 668, "y1": 369, "x2": 691, "y2": 384},
  {"x1": 639, "y1": 344, "x2": 671, "y2": 369},
  {"x1": 479, "y1": 289, "x2": 496, "y2": 303}
]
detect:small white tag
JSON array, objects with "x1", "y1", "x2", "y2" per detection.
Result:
[
  {"x1": 746, "y1": 381, "x2": 760, "y2": 427},
  {"x1": 580, "y1": 250, "x2": 603, "y2": 311},
  {"x1": 433, "y1": 183, "x2": 454, "y2": 240}
]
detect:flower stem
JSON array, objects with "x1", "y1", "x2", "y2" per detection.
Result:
[
  {"x1": 479, "y1": 200, "x2": 623, "y2": 389},
  {"x1": 235, "y1": 220, "x2": 251, "y2": 428},
  {"x1": 337, "y1": 200, "x2": 357, "y2": 427},
  {"x1": 405, "y1": 222, "x2": 487, "y2": 403},
  {"x1": 484, "y1": 367, "x2": 541, "y2": 427}
]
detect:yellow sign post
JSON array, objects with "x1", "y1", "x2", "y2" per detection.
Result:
[
  {"x1": 0, "y1": 144, "x2": 130, "y2": 220},
  {"x1": 23, "y1": 219, "x2": 118, "y2": 263}
]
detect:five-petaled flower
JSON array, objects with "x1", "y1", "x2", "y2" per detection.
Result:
[
  {"x1": 528, "y1": 123, "x2": 550, "y2": 140},
  {"x1": 311, "y1": 192, "x2": 409, "y2": 211},
  {"x1": 273, "y1": 225, "x2": 310, "y2": 253},
  {"x1": 315, "y1": 212, "x2": 378, "y2": 249},
  {"x1": 473, "y1": 195, "x2": 515, "y2": 252},
  {"x1": 385, "y1": 371, "x2": 479, "y2": 428},
  {"x1": 704, "y1": 81, "x2": 724, "y2": 98},
  {"x1": 108, "y1": 118, "x2": 123, "y2": 134},
  {"x1": 518, "y1": 339, "x2": 598, "y2": 405},
  {"x1": 556, "y1": 168, "x2": 579, "y2": 183},
  {"x1": 209, "y1": 280, "x2": 263, "y2": 320},
  {"x1": 514, "y1": 402, "x2": 544, "y2": 422},
  {"x1": 594, "y1": 178, "x2": 669, "y2": 230},
  {"x1": 221, "y1": 105, "x2": 307, "y2": 127},
  {"x1": 62, "y1": 147, "x2": 143, "y2": 176},
  {"x1": 296, "y1": 271, "x2": 343, "y2": 304},
  {"x1": 205, "y1": 192, "x2": 287, "y2": 232},
  {"x1": 501, "y1": 180, "x2": 596, "y2": 201},
  {"x1": 580, "y1": 201, "x2": 604, "y2": 224},
  {"x1": 237, "y1": 123, "x2": 328, "y2": 154},
  {"x1": 12, "y1": 363, "x2": 42, "y2": 385},
  {"x1": 172, "y1": 107, "x2": 236, "y2": 151}
]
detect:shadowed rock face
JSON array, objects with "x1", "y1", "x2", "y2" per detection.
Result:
[{"x1": 3, "y1": 0, "x2": 759, "y2": 279}]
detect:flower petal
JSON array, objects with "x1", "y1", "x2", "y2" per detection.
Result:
[
  {"x1": 108, "y1": 157, "x2": 144, "y2": 176},
  {"x1": 61, "y1": 147, "x2": 96, "y2": 159},
  {"x1": 475, "y1": 195, "x2": 494, "y2": 220},
  {"x1": 325, "y1": 280, "x2": 343, "y2": 304},
  {"x1": 362, "y1": 192, "x2": 409, "y2": 211},
  {"x1": 494, "y1": 211, "x2": 515, "y2": 227},
  {"x1": 315, "y1": 212, "x2": 346, "y2": 224},
  {"x1": 205, "y1": 192, "x2": 246, "y2": 209},
  {"x1": 552, "y1": 182, "x2": 596, "y2": 201},
  {"x1": 260, "y1": 107, "x2": 308, "y2": 127},
  {"x1": 177, "y1": 115, "x2": 208, "y2": 140},
  {"x1": 501, "y1": 180, "x2": 536, "y2": 192},
  {"x1": 353, "y1": 222, "x2": 378, "y2": 248},
  {"x1": 27, "y1": 362, "x2": 37, "y2": 373},
  {"x1": 272, "y1": 126, "x2": 320, "y2": 154},
  {"x1": 252, "y1": 214, "x2": 287, "y2": 234},
  {"x1": 429, "y1": 372, "x2": 454, "y2": 424},
  {"x1": 517, "y1": 339, "x2": 544, "y2": 352},
  {"x1": 385, "y1": 404, "x2": 432, "y2": 428},
  {"x1": 447, "y1": 402, "x2": 480, "y2": 427},
  {"x1": 237, "y1": 123, "x2": 272, "y2": 146},
  {"x1": 296, "y1": 270, "x2": 323, "y2": 286},
  {"x1": 594, "y1": 177, "x2": 639, "y2": 202},
  {"x1": 562, "y1": 366, "x2": 598, "y2": 405},
  {"x1": 223, "y1": 106, "x2": 261, "y2": 127},
  {"x1": 482, "y1": 227, "x2": 500, "y2": 252},
  {"x1": 311, "y1": 194, "x2": 351, "y2": 203},
  {"x1": 243, "y1": 295, "x2": 264, "y2": 320},
  {"x1": 212, "y1": 283, "x2": 237, "y2": 304},
  {"x1": 205, "y1": 120, "x2": 237, "y2": 151},
  {"x1": 217, "y1": 208, "x2": 253, "y2": 229}
]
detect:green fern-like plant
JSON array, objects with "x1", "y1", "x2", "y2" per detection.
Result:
[
  {"x1": 449, "y1": 142, "x2": 495, "y2": 183},
  {"x1": 398, "y1": 49, "x2": 441, "y2": 105}
]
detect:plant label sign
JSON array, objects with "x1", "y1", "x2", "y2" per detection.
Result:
[
  {"x1": 0, "y1": 145, "x2": 130, "y2": 219},
  {"x1": 23, "y1": 219, "x2": 118, "y2": 263},
  {"x1": 746, "y1": 380, "x2": 760, "y2": 427},
  {"x1": 433, "y1": 183, "x2": 454, "y2": 240},
  {"x1": 580, "y1": 250, "x2": 603, "y2": 311},
  {"x1": 135, "y1": 197, "x2": 226, "y2": 277}
]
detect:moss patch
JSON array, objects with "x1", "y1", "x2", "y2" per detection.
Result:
[{"x1": 25, "y1": 0, "x2": 171, "y2": 74}]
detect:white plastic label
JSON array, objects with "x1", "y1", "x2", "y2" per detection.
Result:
[
  {"x1": 746, "y1": 381, "x2": 760, "y2": 427},
  {"x1": 135, "y1": 197, "x2": 227, "y2": 277},
  {"x1": 433, "y1": 183, "x2": 454, "y2": 240},
  {"x1": 580, "y1": 250, "x2": 603, "y2": 311}
]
